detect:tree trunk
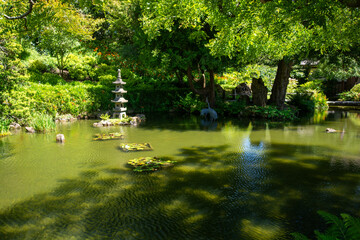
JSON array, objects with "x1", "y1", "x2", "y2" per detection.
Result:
[
  {"x1": 268, "y1": 59, "x2": 293, "y2": 109},
  {"x1": 251, "y1": 77, "x2": 268, "y2": 107},
  {"x1": 208, "y1": 69, "x2": 216, "y2": 107},
  {"x1": 186, "y1": 67, "x2": 216, "y2": 107}
]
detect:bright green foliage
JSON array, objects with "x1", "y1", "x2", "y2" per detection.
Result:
[
  {"x1": 65, "y1": 54, "x2": 97, "y2": 80},
  {"x1": 339, "y1": 84, "x2": 360, "y2": 101},
  {"x1": 0, "y1": 118, "x2": 11, "y2": 137},
  {"x1": 215, "y1": 65, "x2": 277, "y2": 91},
  {"x1": 310, "y1": 55, "x2": 360, "y2": 82},
  {"x1": 28, "y1": 113, "x2": 56, "y2": 132},
  {"x1": 0, "y1": 19, "x2": 25, "y2": 94},
  {"x1": 0, "y1": 82, "x2": 111, "y2": 124},
  {"x1": 292, "y1": 211, "x2": 360, "y2": 240},
  {"x1": 100, "y1": 113, "x2": 110, "y2": 121},
  {"x1": 127, "y1": 157, "x2": 176, "y2": 172}
]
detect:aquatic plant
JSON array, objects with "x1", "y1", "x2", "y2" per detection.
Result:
[
  {"x1": 100, "y1": 113, "x2": 110, "y2": 121},
  {"x1": 127, "y1": 157, "x2": 176, "y2": 172},
  {"x1": 29, "y1": 113, "x2": 56, "y2": 132},
  {"x1": 109, "y1": 117, "x2": 132, "y2": 125},
  {"x1": 93, "y1": 132, "x2": 124, "y2": 141},
  {"x1": 0, "y1": 118, "x2": 11, "y2": 137},
  {"x1": 119, "y1": 143, "x2": 153, "y2": 152},
  {"x1": 292, "y1": 211, "x2": 360, "y2": 240}
]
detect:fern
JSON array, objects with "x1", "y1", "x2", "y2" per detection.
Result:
[
  {"x1": 317, "y1": 211, "x2": 347, "y2": 239},
  {"x1": 292, "y1": 211, "x2": 360, "y2": 240},
  {"x1": 341, "y1": 213, "x2": 360, "y2": 240},
  {"x1": 291, "y1": 232, "x2": 311, "y2": 240}
]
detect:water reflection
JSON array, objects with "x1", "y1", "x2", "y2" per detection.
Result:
[{"x1": 0, "y1": 112, "x2": 360, "y2": 239}]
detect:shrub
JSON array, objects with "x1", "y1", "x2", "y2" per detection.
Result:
[
  {"x1": 245, "y1": 105, "x2": 297, "y2": 121},
  {"x1": 1, "y1": 82, "x2": 112, "y2": 124},
  {"x1": 289, "y1": 82, "x2": 329, "y2": 115},
  {"x1": 175, "y1": 92, "x2": 206, "y2": 114},
  {"x1": 338, "y1": 84, "x2": 360, "y2": 101},
  {"x1": 66, "y1": 54, "x2": 97, "y2": 80}
]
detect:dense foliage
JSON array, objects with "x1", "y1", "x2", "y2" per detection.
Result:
[{"x1": 0, "y1": 0, "x2": 359, "y2": 130}]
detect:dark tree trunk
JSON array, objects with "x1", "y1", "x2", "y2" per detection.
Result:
[
  {"x1": 251, "y1": 77, "x2": 268, "y2": 107},
  {"x1": 186, "y1": 67, "x2": 216, "y2": 108},
  {"x1": 268, "y1": 59, "x2": 293, "y2": 109},
  {"x1": 208, "y1": 69, "x2": 216, "y2": 107}
]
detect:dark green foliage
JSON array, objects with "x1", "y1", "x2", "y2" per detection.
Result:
[
  {"x1": 292, "y1": 211, "x2": 360, "y2": 240},
  {"x1": 244, "y1": 105, "x2": 297, "y2": 121},
  {"x1": 288, "y1": 93, "x2": 315, "y2": 115},
  {"x1": 175, "y1": 92, "x2": 207, "y2": 114},
  {"x1": 126, "y1": 88, "x2": 189, "y2": 113}
]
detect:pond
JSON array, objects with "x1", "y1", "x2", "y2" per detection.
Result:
[{"x1": 1, "y1": 111, "x2": 360, "y2": 240}]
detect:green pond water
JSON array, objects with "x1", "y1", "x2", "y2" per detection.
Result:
[{"x1": 1, "y1": 111, "x2": 360, "y2": 239}]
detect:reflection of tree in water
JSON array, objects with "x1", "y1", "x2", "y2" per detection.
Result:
[{"x1": 0, "y1": 143, "x2": 360, "y2": 240}]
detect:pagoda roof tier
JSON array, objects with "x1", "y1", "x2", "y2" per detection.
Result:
[
  {"x1": 111, "y1": 97, "x2": 128, "y2": 103},
  {"x1": 113, "y1": 107, "x2": 127, "y2": 112},
  {"x1": 112, "y1": 89, "x2": 127, "y2": 93},
  {"x1": 113, "y1": 80, "x2": 126, "y2": 85}
]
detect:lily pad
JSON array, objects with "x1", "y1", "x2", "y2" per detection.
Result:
[
  {"x1": 127, "y1": 157, "x2": 176, "y2": 172},
  {"x1": 93, "y1": 132, "x2": 124, "y2": 141},
  {"x1": 119, "y1": 143, "x2": 153, "y2": 152}
]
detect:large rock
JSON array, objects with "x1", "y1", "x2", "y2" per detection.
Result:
[
  {"x1": 9, "y1": 122, "x2": 21, "y2": 129},
  {"x1": 251, "y1": 77, "x2": 268, "y2": 107},
  {"x1": 25, "y1": 127, "x2": 35, "y2": 133},
  {"x1": 56, "y1": 134, "x2": 65, "y2": 143},
  {"x1": 235, "y1": 83, "x2": 251, "y2": 104}
]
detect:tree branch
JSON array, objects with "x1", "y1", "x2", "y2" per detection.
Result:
[{"x1": 3, "y1": 0, "x2": 35, "y2": 20}]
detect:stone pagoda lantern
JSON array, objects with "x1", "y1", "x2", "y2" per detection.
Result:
[{"x1": 111, "y1": 69, "x2": 128, "y2": 119}]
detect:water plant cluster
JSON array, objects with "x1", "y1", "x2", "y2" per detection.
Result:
[
  {"x1": 119, "y1": 143, "x2": 153, "y2": 152},
  {"x1": 93, "y1": 132, "x2": 124, "y2": 141},
  {"x1": 127, "y1": 157, "x2": 176, "y2": 172}
]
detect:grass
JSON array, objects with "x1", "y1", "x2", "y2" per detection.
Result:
[
  {"x1": 0, "y1": 118, "x2": 11, "y2": 137},
  {"x1": 29, "y1": 113, "x2": 56, "y2": 132}
]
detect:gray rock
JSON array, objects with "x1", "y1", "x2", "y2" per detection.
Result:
[
  {"x1": 9, "y1": 123, "x2": 21, "y2": 129},
  {"x1": 25, "y1": 127, "x2": 35, "y2": 133}
]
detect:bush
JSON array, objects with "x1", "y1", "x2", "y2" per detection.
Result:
[
  {"x1": 29, "y1": 72, "x2": 66, "y2": 85},
  {"x1": 244, "y1": 105, "x2": 297, "y2": 121},
  {"x1": 1, "y1": 82, "x2": 112, "y2": 124},
  {"x1": 175, "y1": 92, "x2": 206, "y2": 114},
  {"x1": 338, "y1": 84, "x2": 360, "y2": 101},
  {"x1": 289, "y1": 83, "x2": 329, "y2": 115},
  {"x1": 66, "y1": 54, "x2": 97, "y2": 80}
]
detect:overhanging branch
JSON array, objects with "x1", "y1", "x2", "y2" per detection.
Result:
[{"x1": 3, "y1": 0, "x2": 35, "y2": 20}]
